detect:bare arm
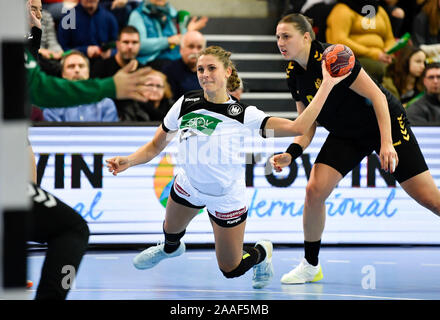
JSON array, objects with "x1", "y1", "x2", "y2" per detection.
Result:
[
  {"x1": 106, "y1": 125, "x2": 176, "y2": 175},
  {"x1": 292, "y1": 101, "x2": 317, "y2": 150},
  {"x1": 349, "y1": 68, "x2": 398, "y2": 172},
  {"x1": 264, "y1": 62, "x2": 351, "y2": 137},
  {"x1": 269, "y1": 101, "x2": 317, "y2": 172}
]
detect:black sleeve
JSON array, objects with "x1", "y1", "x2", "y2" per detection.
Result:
[
  {"x1": 28, "y1": 26, "x2": 42, "y2": 59},
  {"x1": 259, "y1": 116, "x2": 272, "y2": 138},
  {"x1": 161, "y1": 122, "x2": 170, "y2": 132},
  {"x1": 287, "y1": 77, "x2": 300, "y2": 101},
  {"x1": 340, "y1": 58, "x2": 362, "y2": 87}
]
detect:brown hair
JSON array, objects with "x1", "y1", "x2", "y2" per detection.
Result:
[
  {"x1": 278, "y1": 13, "x2": 316, "y2": 40},
  {"x1": 146, "y1": 69, "x2": 173, "y2": 100},
  {"x1": 198, "y1": 46, "x2": 242, "y2": 92},
  {"x1": 422, "y1": 0, "x2": 440, "y2": 36},
  {"x1": 386, "y1": 46, "x2": 426, "y2": 95}
]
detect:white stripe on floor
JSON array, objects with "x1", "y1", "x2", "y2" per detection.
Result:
[
  {"x1": 421, "y1": 263, "x2": 440, "y2": 267},
  {"x1": 327, "y1": 260, "x2": 351, "y2": 263},
  {"x1": 373, "y1": 261, "x2": 397, "y2": 265}
]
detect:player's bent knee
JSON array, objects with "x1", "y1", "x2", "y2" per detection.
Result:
[
  {"x1": 220, "y1": 247, "x2": 259, "y2": 279},
  {"x1": 221, "y1": 267, "x2": 242, "y2": 279},
  {"x1": 220, "y1": 261, "x2": 249, "y2": 279}
]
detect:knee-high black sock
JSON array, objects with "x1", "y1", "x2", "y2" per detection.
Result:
[
  {"x1": 163, "y1": 224, "x2": 185, "y2": 254},
  {"x1": 304, "y1": 240, "x2": 321, "y2": 266}
]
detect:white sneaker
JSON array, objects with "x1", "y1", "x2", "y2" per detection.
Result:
[
  {"x1": 133, "y1": 241, "x2": 185, "y2": 270},
  {"x1": 252, "y1": 240, "x2": 274, "y2": 289},
  {"x1": 281, "y1": 258, "x2": 323, "y2": 284}
]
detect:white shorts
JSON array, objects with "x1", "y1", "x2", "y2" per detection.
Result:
[{"x1": 170, "y1": 172, "x2": 248, "y2": 227}]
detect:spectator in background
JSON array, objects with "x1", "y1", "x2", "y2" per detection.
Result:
[
  {"x1": 412, "y1": 0, "x2": 440, "y2": 47},
  {"x1": 58, "y1": 0, "x2": 119, "y2": 64},
  {"x1": 91, "y1": 26, "x2": 155, "y2": 121},
  {"x1": 382, "y1": 46, "x2": 426, "y2": 106},
  {"x1": 161, "y1": 30, "x2": 206, "y2": 100},
  {"x1": 40, "y1": 9, "x2": 64, "y2": 61},
  {"x1": 99, "y1": 0, "x2": 141, "y2": 29},
  {"x1": 412, "y1": 0, "x2": 440, "y2": 63},
  {"x1": 27, "y1": 0, "x2": 44, "y2": 59},
  {"x1": 37, "y1": 9, "x2": 64, "y2": 76},
  {"x1": 128, "y1": 0, "x2": 208, "y2": 70},
  {"x1": 91, "y1": 26, "x2": 143, "y2": 77},
  {"x1": 397, "y1": 0, "x2": 425, "y2": 37},
  {"x1": 326, "y1": 0, "x2": 396, "y2": 82},
  {"x1": 301, "y1": 1, "x2": 336, "y2": 42},
  {"x1": 43, "y1": 50, "x2": 119, "y2": 122},
  {"x1": 42, "y1": 0, "x2": 78, "y2": 23},
  {"x1": 31, "y1": 105, "x2": 45, "y2": 121},
  {"x1": 137, "y1": 69, "x2": 173, "y2": 120},
  {"x1": 379, "y1": 0, "x2": 405, "y2": 37},
  {"x1": 406, "y1": 63, "x2": 440, "y2": 124}
]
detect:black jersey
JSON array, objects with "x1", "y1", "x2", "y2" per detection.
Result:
[{"x1": 286, "y1": 40, "x2": 404, "y2": 139}]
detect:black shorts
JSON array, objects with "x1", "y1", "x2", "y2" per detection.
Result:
[{"x1": 315, "y1": 113, "x2": 428, "y2": 183}]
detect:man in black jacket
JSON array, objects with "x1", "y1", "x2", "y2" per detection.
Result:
[{"x1": 407, "y1": 63, "x2": 440, "y2": 124}]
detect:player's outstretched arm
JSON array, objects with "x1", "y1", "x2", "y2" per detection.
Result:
[
  {"x1": 106, "y1": 125, "x2": 176, "y2": 176},
  {"x1": 264, "y1": 62, "x2": 351, "y2": 137}
]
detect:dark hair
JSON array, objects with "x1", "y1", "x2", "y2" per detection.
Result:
[
  {"x1": 198, "y1": 46, "x2": 242, "y2": 92},
  {"x1": 386, "y1": 46, "x2": 426, "y2": 95},
  {"x1": 118, "y1": 25, "x2": 139, "y2": 40},
  {"x1": 423, "y1": 62, "x2": 440, "y2": 78},
  {"x1": 278, "y1": 13, "x2": 316, "y2": 40}
]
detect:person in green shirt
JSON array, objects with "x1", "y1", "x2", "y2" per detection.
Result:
[{"x1": 25, "y1": 49, "x2": 152, "y2": 108}]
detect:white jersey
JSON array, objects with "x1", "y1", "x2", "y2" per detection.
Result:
[{"x1": 162, "y1": 90, "x2": 270, "y2": 196}]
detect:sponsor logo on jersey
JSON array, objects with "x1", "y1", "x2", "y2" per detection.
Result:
[
  {"x1": 315, "y1": 78, "x2": 322, "y2": 89},
  {"x1": 397, "y1": 114, "x2": 410, "y2": 141},
  {"x1": 184, "y1": 97, "x2": 201, "y2": 102},
  {"x1": 180, "y1": 112, "x2": 222, "y2": 136},
  {"x1": 286, "y1": 61, "x2": 294, "y2": 79},
  {"x1": 314, "y1": 50, "x2": 322, "y2": 61},
  {"x1": 227, "y1": 104, "x2": 243, "y2": 116}
]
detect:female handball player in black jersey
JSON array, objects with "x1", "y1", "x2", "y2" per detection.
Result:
[
  {"x1": 106, "y1": 45, "x2": 349, "y2": 289},
  {"x1": 271, "y1": 13, "x2": 440, "y2": 284}
]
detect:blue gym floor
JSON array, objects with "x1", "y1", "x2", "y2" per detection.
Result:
[{"x1": 27, "y1": 246, "x2": 440, "y2": 300}]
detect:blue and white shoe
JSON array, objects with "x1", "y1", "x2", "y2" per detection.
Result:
[
  {"x1": 133, "y1": 241, "x2": 185, "y2": 270},
  {"x1": 252, "y1": 240, "x2": 274, "y2": 289}
]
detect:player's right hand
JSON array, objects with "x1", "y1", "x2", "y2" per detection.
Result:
[
  {"x1": 269, "y1": 153, "x2": 292, "y2": 172},
  {"x1": 106, "y1": 156, "x2": 130, "y2": 176}
]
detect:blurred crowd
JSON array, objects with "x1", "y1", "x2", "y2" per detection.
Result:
[
  {"x1": 283, "y1": 0, "x2": 440, "y2": 124},
  {"x1": 29, "y1": 0, "x2": 209, "y2": 123},
  {"x1": 28, "y1": 0, "x2": 440, "y2": 124}
]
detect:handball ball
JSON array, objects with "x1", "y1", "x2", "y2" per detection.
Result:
[{"x1": 322, "y1": 44, "x2": 355, "y2": 77}]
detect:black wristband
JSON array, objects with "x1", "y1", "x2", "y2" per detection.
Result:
[{"x1": 285, "y1": 143, "x2": 303, "y2": 159}]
